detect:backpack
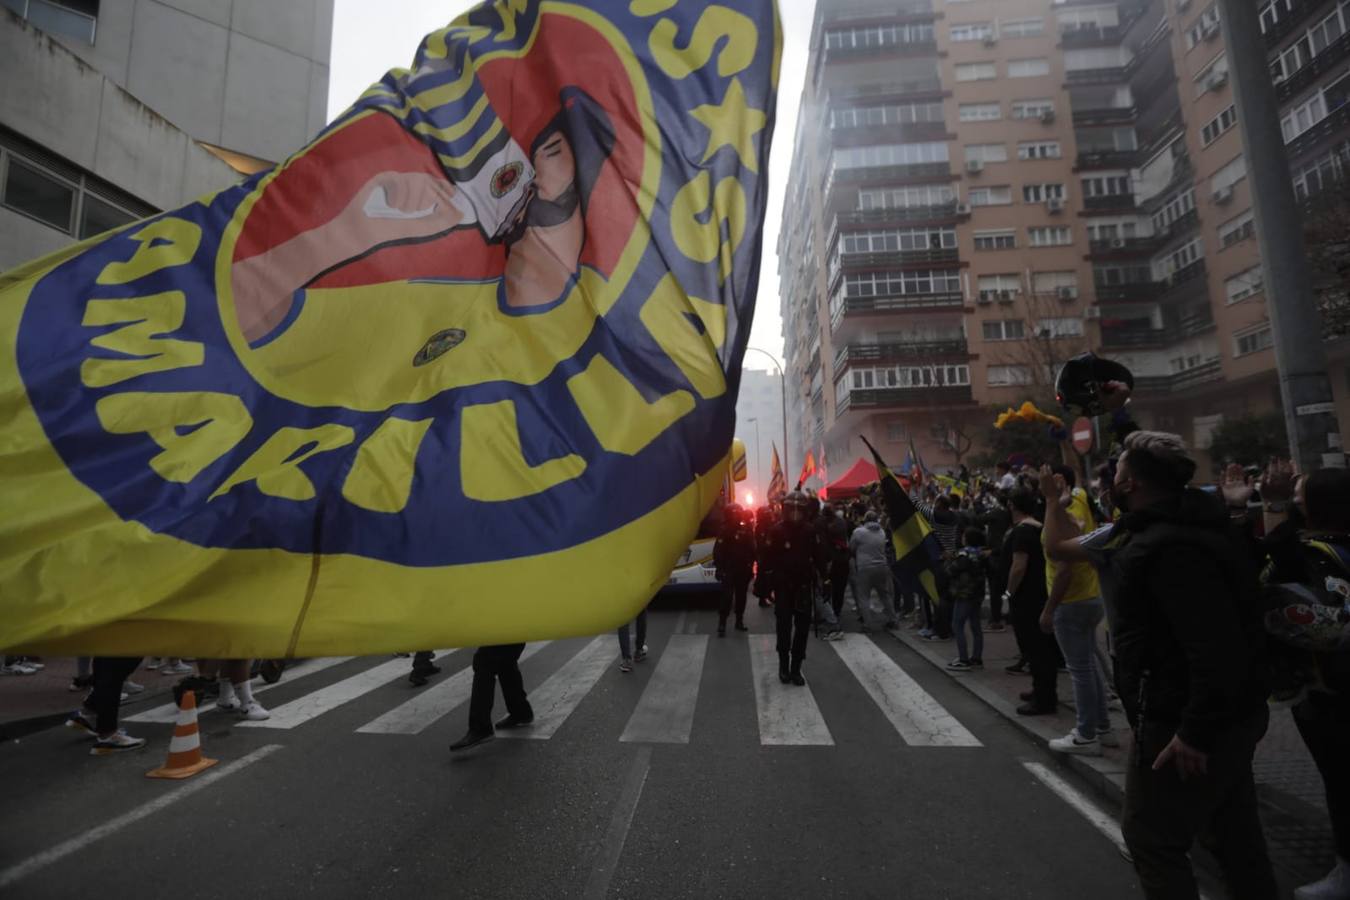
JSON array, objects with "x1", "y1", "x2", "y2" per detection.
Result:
[
  {"x1": 1262, "y1": 537, "x2": 1350, "y2": 652},
  {"x1": 945, "y1": 550, "x2": 985, "y2": 605}
]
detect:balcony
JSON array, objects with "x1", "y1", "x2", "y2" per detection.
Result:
[
  {"x1": 1286, "y1": 103, "x2": 1350, "y2": 163},
  {"x1": 831, "y1": 203, "x2": 961, "y2": 229},
  {"x1": 826, "y1": 78, "x2": 944, "y2": 104},
  {"x1": 827, "y1": 121, "x2": 951, "y2": 147},
  {"x1": 1263, "y1": 0, "x2": 1321, "y2": 48},
  {"x1": 830, "y1": 247, "x2": 961, "y2": 279},
  {"x1": 824, "y1": 162, "x2": 954, "y2": 208},
  {"x1": 1075, "y1": 149, "x2": 1138, "y2": 170},
  {"x1": 1098, "y1": 310, "x2": 1214, "y2": 348},
  {"x1": 1082, "y1": 193, "x2": 1138, "y2": 212},
  {"x1": 1094, "y1": 280, "x2": 1163, "y2": 302},
  {"x1": 830, "y1": 292, "x2": 966, "y2": 331},
  {"x1": 1134, "y1": 359, "x2": 1224, "y2": 394},
  {"x1": 1156, "y1": 259, "x2": 1209, "y2": 304},
  {"x1": 1087, "y1": 235, "x2": 1159, "y2": 257},
  {"x1": 1066, "y1": 66, "x2": 1128, "y2": 85},
  {"x1": 836, "y1": 384, "x2": 975, "y2": 413},
  {"x1": 833, "y1": 340, "x2": 970, "y2": 372},
  {"x1": 1072, "y1": 106, "x2": 1138, "y2": 127},
  {"x1": 823, "y1": 39, "x2": 939, "y2": 66},
  {"x1": 1060, "y1": 25, "x2": 1123, "y2": 47}
]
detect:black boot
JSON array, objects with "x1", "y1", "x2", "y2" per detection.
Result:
[
  {"x1": 789, "y1": 658, "x2": 805, "y2": 686},
  {"x1": 778, "y1": 654, "x2": 791, "y2": 684},
  {"x1": 734, "y1": 619, "x2": 748, "y2": 632},
  {"x1": 717, "y1": 617, "x2": 727, "y2": 637}
]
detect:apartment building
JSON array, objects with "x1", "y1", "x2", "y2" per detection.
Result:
[
  {"x1": 779, "y1": 0, "x2": 1350, "y2": 477},
  {"x1": 1, "y1": 0, "x2": 333, "y2": 270}
]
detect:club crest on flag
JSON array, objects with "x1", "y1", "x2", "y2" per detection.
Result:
[{"x1": 2, "y1": 0, "x2": 780, "y2": 656}]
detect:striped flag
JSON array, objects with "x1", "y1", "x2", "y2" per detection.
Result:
[
  {"x1": 767, "y1": 443, "x2": 787, "y2": 501},
  {"x1": 860, "y1": 436, "x2": 942, "y2": 605}
]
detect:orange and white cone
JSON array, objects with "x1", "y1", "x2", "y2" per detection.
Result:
[{"x1": 146, "y1": 689, "x2": 218, "y2": 779}]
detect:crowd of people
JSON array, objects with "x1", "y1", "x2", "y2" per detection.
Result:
[{"x1": 712, "y1": 416, "x2": 1348, "y2": 900}]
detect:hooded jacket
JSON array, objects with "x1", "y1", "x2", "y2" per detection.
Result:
[{"x1": 1110, "y1": 488, "x2": 1269, "y2": 751}]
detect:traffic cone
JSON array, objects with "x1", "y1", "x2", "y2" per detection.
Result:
[{"x1": 146, "y1": 689, "x2": 218, "y2": 779}]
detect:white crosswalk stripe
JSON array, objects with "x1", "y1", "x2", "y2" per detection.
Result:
[
  {"x1": 619, "y1": 634, "x2": 707, "y2": 744},
  {"x1": 240, "y1": 650, "x2": 456, "y2": 730},
  {"x1": 125, "y1": 657, "x2": 355, "y2": 724},
  {"x1": 356, "y1": 643, "x2": 549, "y2": 736},
  {"x1": 498, "y1": 636, "x2": 615, "y2": 740},
  {"x1": 830, "y1": 634, "x2": 982, "y2": 747},
  {"x1": 748, "y1": 634, "x2": 834, "y2": 746}
]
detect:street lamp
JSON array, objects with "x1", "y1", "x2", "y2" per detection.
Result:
[
  {"x1": 747, "y1": 416, "x2": 762, "y2": 501},
  {"x1": 744, "y1": 346, "x2": 790, "y2": 482}
]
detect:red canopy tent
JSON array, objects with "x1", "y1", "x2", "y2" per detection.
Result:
[{"x1": 823, "y1": 457, "x2": 879, "y2": 499}]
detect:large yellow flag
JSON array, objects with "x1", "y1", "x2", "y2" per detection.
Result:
[{"x1": 0, "y1": 0, "x2": 780, "y2": 657}]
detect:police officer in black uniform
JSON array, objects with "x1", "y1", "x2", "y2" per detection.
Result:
[
  {"x1": 713, "y1": 503, "x2": 756, "y2": 636},
  {"x1": 761, "y1": 491, "x2": 826, "y2": 685}
]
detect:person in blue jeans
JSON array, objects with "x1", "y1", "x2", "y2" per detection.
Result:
[
  {"x1": 618, "y1": 607, "x2": 648, "y2": 673},
  {"x1": 945, "y1": 528, "x2": 989, "y2": 670}
]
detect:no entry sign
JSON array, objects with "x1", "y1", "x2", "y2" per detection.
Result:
[{"x1": 1072, "y1": 417, "x2": 1094, "y2": 454}]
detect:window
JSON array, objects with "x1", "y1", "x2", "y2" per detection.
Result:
[
  {"x1": 1033, "y1": 270, "x2": 1080, "y2": 296},
  {"x1": 955, "y1": 62, "x2": 998, "y2": 81},
  {"x1": 1086, "y1": 219, "x2": 1142, "y2": 241},
  {"x1": 843, "y1": 364, "x2": 972, "y2": 391},
  {"x1": 988, "y1": 365, "x2": 1033, "y2": 386},
  {"x1": 1002, "y1": 18, "x2": 1045, "y2": 37},
  {"x1": 838, "y1": 227, "x2": 957, "y2": 254},
  {"x1": 1194, "y1": 55, "x2": 1228, "y2": 97},
  {"x1": 1225, "y1": 265, "x2": 1265, "y2": 303},
  {"x1": 968, "y1": 185, "x2": 1012, "y2": 205},
  {"x1": 1023, "y1": 183, "x2": 1067, "y2": 203},
  {"x1": 1008, "y1": 58, "x2": 1051, "y2": 78},
  {"x1": 1201, "y1": 105, "x2": 1237, "y2": 146},
  {"x1": 840, "y1": 269, "x2": 963, "y2": 298},
  {"x1": 1064, "y1": 46, "x2": 1132, "y2": 71},
  {"x1": 1210, "y1": 155, "x2": 1248, "y2": 193},
  {"x1": 858, "y1": 184, "x2": 957, "y2": 209},
  {"x1": 886, "y1": 422, "x2": 908, "y2": 441},
  {"x1": 3, "y1": 0, "x2": 100, "y2": 43},
  {"x1": 2, "y1": 158, "x2": 75, "y2": 231},
  {"x1": 965, "y1": 143, "x2": 1009, "y2": 163},
  {"x1": 831, "y1": 102, "x2": 945, "y2": 128},
  {"x1": 950, "y1": 22, "x2": 996, "y2": 41},
  {"x1": 1036, "y1": 317, "x2": 1085, "y2": 337},
  {"x1": 1011, "y1": 99, "x2": 1056, "y2": 120},
  {"x1": 1218, "y1": 210, "x2": 1255, "y2": 247},
  {"x1": 834, "y1": 142, "x2": 950, "y2": 169},
  {"x1": 825, "y1": 23, "x2": 936, "y2": 50},
  {"x1": 982, "y1": 319, "x2": 1026, "y2": 341},
  {"x1": 974, "y1": 229, "x2": 1017, "y2": 250},
  {"x1": 1292, "y1": 142, "x2": 1350, "y2": 199},
  {"x1": 1081, "y1": 174, "x2": 1132, "y2": 196},
  {"x1": 1308, "y1": 6, "x2": 1347, "y2": 56},
  {"x1": 1234, "y1": 324, "x2": 1273, "y2": 356},
  {"x1": 1018, "y1": 140, "x2": 1062, "y2": 159},
  {"x1": 1029, "y1": 226, "x2": 1073, "y2": 246},
  {"x1": 1260, "y1": 0, "x2": 1295, "y2": 33},
  {"x1": 959, "y1": 102, "x2": 1002, "y2": 122},
  {"x1": 1185, "y1": 4, "x2": 1221, "y2": 49},
  {"x1": 79, "y1": 193, "x2": 132, "y2": 239},
  {"x1": 1152, "y1": 187, "x2": 1197, "y2": 232},
  {"x1": 1282, "y1": 92, "x2": 1328, "y2": 143},
  {"x1": 978, "y1": 273, "x2": 1022, "y2": 293},
  {"x1": 1152, "y1": 238, "x2": 1204, "y2": 279}
]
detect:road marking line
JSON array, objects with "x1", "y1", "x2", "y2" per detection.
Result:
[
  {"x1": 619, "y1": 634, "x2": 706, "y2": 744},
  {"x1": 126, "y1": 657, "x2": 355, "y2": 723},
  {"x1": 0, "y1": 744, "x2": 283, "y2": 890},
  {"x1": 831, "y1": 634, "x2": 982, "y2": 747},
  {"x1": 748, "y1": 633, "x2": 833, "y2": 746},
  {"x1": 240, "y1": 650, "x2": 455, "y2": 730},
  {"x1": 1023, "y1": 760, "x2": 1133, "y2": 855},
  {"x1": 355, "y1": 643, "x2": 547, "y2": 735},
  {"x1": 498, "y1": 636, "x2": 614, "y2": 740},
  {"x1": 581, "y1": 746, "x2": 651, "y2": 900},
  {"x1": 674, "y1": 610, "x2": 688, "y2": 634}
]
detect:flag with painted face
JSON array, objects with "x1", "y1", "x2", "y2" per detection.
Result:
[{"x1": 0, "y1": 0, "x2": 779, "y2": 657}]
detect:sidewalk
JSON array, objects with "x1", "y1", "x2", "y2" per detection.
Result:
[{"x1": 888, "y1": 620, "x2": 1338, "y2": 889}]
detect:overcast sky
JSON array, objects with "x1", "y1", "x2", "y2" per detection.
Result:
[{"x1": 327, "y1": 0, "x2": 816, "y2": 370}]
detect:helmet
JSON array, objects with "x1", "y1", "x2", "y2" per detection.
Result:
[
  {"x1": 1055, "y1": 352, "x2": 1134, "y2": 417},
  {"x1": 782, "y1": 490, "x2": 809, "y2": 522}
]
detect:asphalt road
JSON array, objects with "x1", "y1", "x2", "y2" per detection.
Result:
[{"x1": 1, "y1": 606, "x2": 1150, "y2": 899}]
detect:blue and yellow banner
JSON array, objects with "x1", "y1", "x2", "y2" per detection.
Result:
[
  {"x1": 0, "y1": 0, "x2": 780, "y2": 656},
  {"x1": 860, "y1": 437, "x2": 943, "y2": 605}
]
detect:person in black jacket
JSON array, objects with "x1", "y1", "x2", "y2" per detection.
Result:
[
  {"x1": 1056, "y1": 430, "x2": 1275, "y2": 899},
  {"x1": 713, "y1": 503, "x2": 756, "y2": 636},
  {"x1": 760, "y1": 491, "x2": 826, "y2": 685}
]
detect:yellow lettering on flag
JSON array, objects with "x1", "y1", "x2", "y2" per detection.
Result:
[
  {"x1": 95, "y1": 391, "x2": 252, "y2": 483},
  {"x1": 671, "y1": 171, "x2": 746, "y2": 283},
  {"x1": 568, "y1": 355, "x2": 694, "y2": 455},
  {"x1": 80, "y1": 293, "x2": 204, "y2": 388},
  {"x1": 460, "y1": 400, "x2": 585, "y2": 502},
  {"x1": 649, "y1": 5, "x2": 756, "y2": 78},
  {"x1": 211, "y1": 425, "x2": 356, "y2": 501},
  {"x1": 639, "y1": 274, "x2": 726, "y2": 400},
  {"x1": 95, "y1": 219, "x2": 201, "y2": 285},
  {"x1": 341, "y1": 417, "x2": 435, "y2": 513}
]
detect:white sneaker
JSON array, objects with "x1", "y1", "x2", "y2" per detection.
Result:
[
  {"x1": 160, "y1": 661, "x2": 193, "y2": 675},
  {"x1": 1048, "y1": 729, "x2": 1103, "y2": 756},
  {"x1": 238, "y1": 701, "x2": 270, "y2": 721},
  {"x1": 217, "y1": 696, "x2": 243, "y2": 713},
  {"x1": 1098, "y1": 727, "x2": 1121, "y2": 748},
  {"x1": 1294, "y1": 857, "x2": 1350, "y2": 900},
  {"x1": 19, "y1": 659, "x2": 44, "y2": 671},
  {"x1": 1, "y1": 663, "x2": 37, "y2": 675},
  {"x1": 145, "y1": 657, "x2": 164, "y2": 669},
  {"x1": 122, "y1": 680, "x2": 145, "y2": 694},
  {"x1": 90, "y1": 730, "x2": 147, "y2": 755}
]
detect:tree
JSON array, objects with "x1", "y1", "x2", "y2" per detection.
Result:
[
  {"x1": 1302, "y1": 172, "x2": 1350, "y2": 338},
  {"x1": 969, "y1": 405, "x2": 1062, "y2": 469},
  {"x1": 1207, "y1": 412, "x2": 1287, "y2": 468}
]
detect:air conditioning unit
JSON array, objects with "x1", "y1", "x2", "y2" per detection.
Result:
[
  {"x1": 1203, "y1": 20, "x2": 1220, "y2": 40},
  {"x1": 977, "y1": 290, "x2": 994, "y2": 304},
  {"x1": 1213, "y1": 185, "x2": 1234, "y2": 204},
  {"x1": 955, "y1": 202, "x2": 973, "y2": 215},
  {"x1": 1039, "y1": 109, "x2": 1056, "y2": 124},
  {"x1": 1205, "y1": 69, "x2": 1228, "y2": 92},
  {"x1": 1057, "y1": 286, "x2": 1078, "y2": 300},
  {"x1": 997, "y1": 290, "x2": 1015, "y2": 303},
  {"x1": 1110, "y1": 238, "x2": 1127, "y2": 248},
  {"x1": 1084, "y1": 306, "x2": 1103, "y2": 320},
  {"x1": 966, "y1": 159, "x2": 985, "y2": 174},
  {"x1": 983, "y1": 35, "x2": 998, "y2": 47},
  {"x1": 1046, "y1": 197, "x2": 1065, "y2": 213}
]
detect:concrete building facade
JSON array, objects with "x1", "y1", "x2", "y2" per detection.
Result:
[
  {"x1": 780, "y1": 0, "x2": 1350, "y2": 479},
  {"x1": 735, "y1": 368, "x2": 787, "y2": 501},
  {"x1": 1, "y1": 0, "x2": 333, "y2": 270}
]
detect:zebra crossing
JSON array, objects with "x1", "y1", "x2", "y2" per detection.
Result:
[{"x1": 126, "y1": 632, "x2": 984, "y2": 749}]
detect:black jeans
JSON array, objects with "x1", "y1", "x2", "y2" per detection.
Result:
[
  {"x1": 986, "y1": 558, "x2": 1007, "y2": 624},
  {"x1": 774, "y1": 587, "x2": 811, "y2": 668},
  {"x1": 1123, "y1": 707, "x2": 1277, "y2": 900},
  {"x1": 828, "y1": 563, "x2": 850, "y2": 619},
  {"x1": 86, "y1": 656, "x2": 142, "y2": 735},
  {"x1": 467, "y1": 644, "x2": 532, "y2": 734},
  {"x1": 1293, "y1": 690, "x2": 1350, "y2": 859},
  {"x1": 718, "y1": 575, "x2": 750, "y2": 625},
  {"x1": 1011, "y1": 600, "x2": 1057, "y2": 705}
]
